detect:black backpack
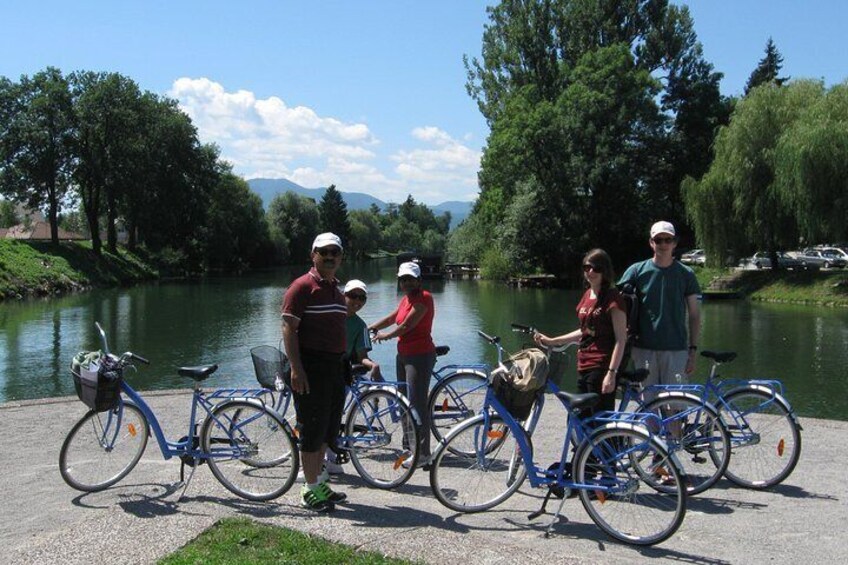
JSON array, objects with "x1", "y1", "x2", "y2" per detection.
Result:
[{"x1": 615, "y1": 280, "x2": 641, "y2": 369}]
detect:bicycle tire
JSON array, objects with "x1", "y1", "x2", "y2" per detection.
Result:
[
  {"x1": 345, "y1": 389, "x2": 419, "y2": 489},
  {"x1": 718, "y1": 387, "x2": 801, "y2": 489},
  {"x1": 641, "y1": 394, "x2": 731, "y2": 495},
  {"x1": 59, "y1": 401, "x2": 149, "y2": 492},
  {"x1": 429, "y1": 414, "x2": 528, "y2": 513},
  {"x1": 427, "y1": 371, "x2": 488, "y2": 449},
  {"x1": 574, "y1": 426, "x2": 687, "y2": 546},
  {"x1": 202, "y1": 400, "x2": 298, "y2": 501}
]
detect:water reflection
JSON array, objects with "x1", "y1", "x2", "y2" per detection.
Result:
[{"x1": 1, "y1": 261, "x2": 847, "y2": 421}]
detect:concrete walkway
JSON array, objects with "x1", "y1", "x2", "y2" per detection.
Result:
[{"x1": 2, "y1": 390, "x2": 846, "y2": 565}]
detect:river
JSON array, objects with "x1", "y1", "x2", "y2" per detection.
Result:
[{"x1": 2, "y1": 260, "x2": 847, "y2": 420}]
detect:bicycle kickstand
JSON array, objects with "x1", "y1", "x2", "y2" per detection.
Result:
[
  {"x1": 544, "y1": 496, "x2": 568, "y2": 538},
  {"x1": 178, "y1": 458, "x2": 200, "y2": 502},
  {"x1": 528, "y1": 489, "x2": 553, "y2": 520}
]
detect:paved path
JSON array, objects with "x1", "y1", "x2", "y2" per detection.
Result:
[{"x1": 2, "y1": 391, "x2": 846, "y2": 565}]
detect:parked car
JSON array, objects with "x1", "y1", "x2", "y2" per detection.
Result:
[
  {"x1": 680, "y1": 249, "x2": 706, "y2": 266},
  {"x1": 794, "y1": 248, "x2": 846, "y2": 269},
  {"x1": 747, "y1": 252, "x2": 802, "y2": 270},
  {"x1": 820, "y1": 248, "x2": 848, "y2": 267}
]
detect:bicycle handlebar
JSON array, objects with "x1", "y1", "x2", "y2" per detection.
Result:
[
  {"x1": 476, "y1": 330, "x2": 500, "y2": 344},
  {"x1": 510, "y1": 323, "x2": 533, "y2": 334},
  {"x1": 129, "y1": 352, "x2": 150, "y2": 365}
]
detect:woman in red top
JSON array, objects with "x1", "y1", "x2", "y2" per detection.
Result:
[
  {"x1": 370, "y1": 261, "x2": 436, "y2": 463},
  {"x1": 534, "y1": 249, "x2": 626, "y2": 417}
]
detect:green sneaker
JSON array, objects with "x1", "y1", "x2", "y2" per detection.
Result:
[
  {"x1": 316, "y1": 481, "x2": 348, "y2": 504},
  {"x1": 301, "y1": 485, "x2": 334, "y2": 512}
]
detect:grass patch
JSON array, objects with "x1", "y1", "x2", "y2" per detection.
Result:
[
  {"x1": 691, "y1": 266, "x2": 848, "y2": 306},
  {"x1": 159, "y1": 518, "x2": 419, "y2": 565},
  {"x1": 0, "y1": 239, "x2": 158, "y2": 299}
]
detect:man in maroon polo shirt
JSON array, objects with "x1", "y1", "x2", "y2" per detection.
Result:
[{"x1": 282, "y1": 232, "x2": 348, "y2": 512}]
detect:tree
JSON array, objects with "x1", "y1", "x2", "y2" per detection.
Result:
[
  {"x1": 204, "y1": 169, "x2": 270, "y2": 271},
  {"x1": 683, "y1": 80, "x2": 826, "y2": 266},
  {"x1": 348, "y1": 208, "x2": 382, "y2": 258},
  {"x1": 0, "y1": 67, "x2": 76, "y2": 245},
  {"x1": 462, "y1": 0, "x2": 729, "y2": 276},
  {"x1": 318, "y1": 184, "x2": 351, "y2": 244},
  {"x1": 0, "y1": 198, "x2": 18, "y2": 228},
  {"x1": 744, "y1": 38, "x2": 790, "y2": 95},
  {"x1": 267, "y1": 192, "x2": 320, "y2": 263}
]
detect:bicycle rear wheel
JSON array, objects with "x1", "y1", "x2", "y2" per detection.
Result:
[
  {"x1": 428, "y1": 371, "x2": 488, "y2": 447},
  {"x1": 641, "y1": 395, "x2": 731, "y2": 495},
  {"x1": 345, "y1": 389, "x2": 419, "y2": 489},
  {"x1": 574, "y1": 426, "x2": 686, "y2": 546},
  {"x1": 719, "y1": 388, "x2": 801, "y2": 489},
  {"x1": 202, "y1": 400, "x2": 298, "y2": 501},
  {"x1": 59, "y1": 401, "x2": 149, "y2": 492},
  {"x1": 429, "y1": 414, "x2": 528, "y2": 513}
]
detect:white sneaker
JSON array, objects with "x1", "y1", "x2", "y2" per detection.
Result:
[{"x1": 325, "y1": 459, "x2": 344, "y2": 475}]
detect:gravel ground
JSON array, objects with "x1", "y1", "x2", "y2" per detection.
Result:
[{"x1": 2, "y1": 390, "x2": 846, "y2": 565}]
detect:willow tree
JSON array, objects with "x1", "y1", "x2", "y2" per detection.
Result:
[
  {"x1": 775, "y1": 82, "x2": 848, "y2": 243},
  {"x1": 683, "y1": 80, "x2": 828, "y2": 266}
]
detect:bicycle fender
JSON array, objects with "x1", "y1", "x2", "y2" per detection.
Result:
[
  {"x1": 587, "y1": 422, "x2": 686, "y2": 477},
  {"x1": 646, "y1": 391, "x2": 723, "y2": 417},
  {"x1": 725, "y1": 385, "x2": 802, "y2": 431}
]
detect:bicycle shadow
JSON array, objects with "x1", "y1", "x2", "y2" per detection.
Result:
[
  {"x1": 71, "y1": 482, "x2": 206, "y2": 519},
  {"x1": 704, "y1": 479, "x2": 836, "y2": 502}
]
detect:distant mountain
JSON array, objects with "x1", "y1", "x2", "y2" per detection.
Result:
[{"x1": 246, "y1": 178, "x2": 473, "y2": 229}]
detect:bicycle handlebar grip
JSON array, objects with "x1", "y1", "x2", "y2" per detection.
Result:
[
  {"x1": 510, "y1": 323, "x2": 532, "y2": 333},
  {"x1": 476, "y1": 330, "x2": 499, "y2": 344},
  {"x1": 129, "y1": 352, "x2": 150, "y2": 365}
]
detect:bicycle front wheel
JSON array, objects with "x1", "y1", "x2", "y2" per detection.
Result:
[
  {"x1": 641, "y1": 395, "x2": 731, "y2": 495},
  {"x1": 346, "y1": 389, "x2": 419, "y2": 489},
  {"x1": 428, "y1": 371, "x2": 488, "y2": 446},
  {"x1": 202, "y1": 400, "x2": 298, "y2": 501},
  {"x1": 719, "y1": 388, "x2": 801, "y2": 489},
  {"x1": 574, "y1": 427, "x2": 686, "y2": 546},
  {"x1": 429, "y1": 414, "x2": 528, "y2": 513},
  {"x1": 59, "y1": 401, "x2": 149, "y2": 492}
]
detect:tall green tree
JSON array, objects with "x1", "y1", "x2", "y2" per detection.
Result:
[
  {"x1": 461, "y1": 0, "x2": 729, "y2": 276},
  {"x1": 318, "y1": 184, "x2": 351, "y2": 244},
  {"x1": 0, "y1": 67, "x2": 76, "y2": 245},
  {"x1": 267, "y1": 192, "x2": 320, "y2": 263},
  {"x1": 0, "y1": 198, "x2": 18, "y2": 228},
  {"x1": 348, "y1": 208, "x2": 382, "y2": 258},
  {"x1": 744, "y1": 38, "x2": 790, "y2": 95}
]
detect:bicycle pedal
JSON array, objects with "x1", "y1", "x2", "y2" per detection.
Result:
[{"x1": 692, "y1": 455, "x2": 706, "y2": 464}]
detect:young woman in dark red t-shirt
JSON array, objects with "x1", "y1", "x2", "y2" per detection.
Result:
[
  {"x1": 369, "y1": 261, "x2": 436, "y2": 463},
  {"x1": 534, "y1": 249, "x2": 627, "y2": 417}
]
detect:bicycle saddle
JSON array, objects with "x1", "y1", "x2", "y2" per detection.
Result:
[
  {"x1": 555, "y1": 391, "x2": 599, "y2": 411},
  {"x1": 177, "y1": 364, "x2": 219, "y2": 381},
  {"x1": 701, "y1": 351, "x2": 737, "y2": 363},
  {"x1": 617, "y1": 368, "x2": 649, "y2": 385},
  {"x1": 435, "y1": 345, "x2": 450, "y2": 357}
]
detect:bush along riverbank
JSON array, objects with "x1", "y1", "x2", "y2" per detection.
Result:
[
  {"x1": 0, "y1": 240, "x2": 159, "y2": 300},
  {"x1": 698, "y1": 267, "x2": 848, "y2": 307}
]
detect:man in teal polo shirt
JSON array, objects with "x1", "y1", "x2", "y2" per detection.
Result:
[{"x1": 619, "y1": 221, "x2": 701, "y2": 389}]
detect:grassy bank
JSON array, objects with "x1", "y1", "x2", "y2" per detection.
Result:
[
  {"x1": 159, "y1": 518, "x2": 418, "y2": 565},
  {"x1": 0, "y1": 240, "x2": 158, "y2": 300},
  {"x1": 695, "y1": 266, "x2": 848, "y2": 306}
]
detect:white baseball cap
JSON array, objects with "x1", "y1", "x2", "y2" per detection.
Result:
[
  {"x1": 311, "y1": 232, "x2": 343, "y2": 251},
  {"x1": 343, "y1": 279, "x2": 367, "y2": 294},
  {"x1": 650, "y1": 221, "x2": 676, "y2": 239},
  {"x1": 397, "y1": 261, "x2": 421, "y2": 278}
]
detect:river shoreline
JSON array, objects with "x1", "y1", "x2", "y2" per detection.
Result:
[{"x1": 3, "y1": 240, "x2": 848, "y2": 307}]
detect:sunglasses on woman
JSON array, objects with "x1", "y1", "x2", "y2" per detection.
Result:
[
  {"x1": 346, "y1": 292, "x2": 367, "y2": 303},
  {"x1": 582, "y1": 263, "x2": 602, "y2": 273}
]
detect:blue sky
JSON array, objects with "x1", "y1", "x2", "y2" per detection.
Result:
[{"x1": 2, "y1": 1, "x2": 846, "y2": 205}]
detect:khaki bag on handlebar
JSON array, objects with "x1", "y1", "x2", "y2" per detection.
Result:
[{"x1": 491, "y1": 348, "x2": 549, "y2": 420}]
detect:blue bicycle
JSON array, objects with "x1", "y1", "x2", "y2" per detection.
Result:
[
  {"x1": 250, "y1": 344, "x2": 422, "y2": 489},
  {"x1": 429, "y1": 330, "x2": 687, "y2": 546},
  {"x1": 59, "y1": 324, "x2": 299, "y2": 501}
]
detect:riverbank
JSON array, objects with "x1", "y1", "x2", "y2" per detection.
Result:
[
  {"x1": 697, "y1": 267, "x2": 848, "y2": 307},
  {"x1": 0, "y1": 240, "x2": 159, "y2": 300}
]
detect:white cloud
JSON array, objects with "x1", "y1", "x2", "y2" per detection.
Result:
[{"x1": 168, "y1": 78, "x2": 480, "y2": 204}]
